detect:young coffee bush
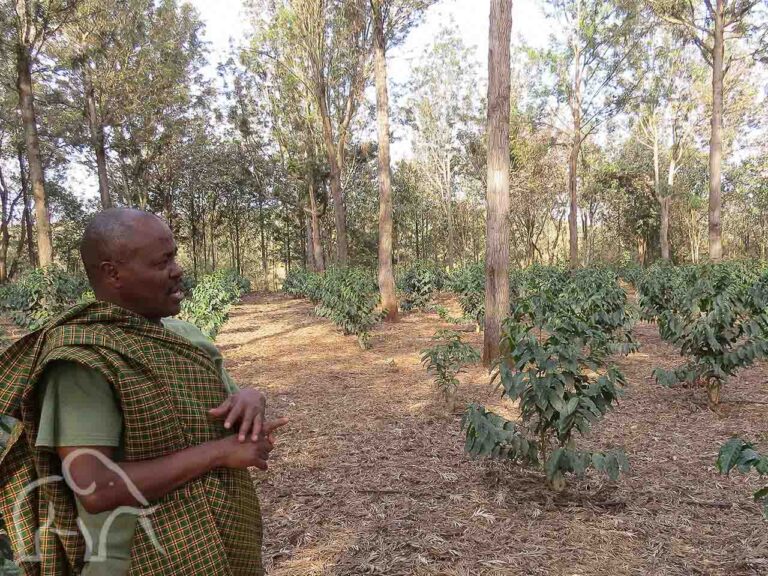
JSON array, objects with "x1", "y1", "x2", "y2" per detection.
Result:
[
  {"x1": 180, "y1": 269, "x2": 251, "y2": 339},
  {"x1": 421, "y1": 329, "x2": 479, "y2": 407},
  {"x1": 462, "y1": 270, "x2": 632, "y2": 491},
  {"x1": 313, "y1": 268, "x2": 383, "y2": 349},
  {"x1": 0, "y1": 266, "x2": 90, "y2": 330},
  {"x1": 717, "y1": 437, "x2": 768, "y2": 516},
  {"x1": 446, "y1": 263, "x2": 485, "y2": 330},
  {"x1": 649, "y1": 266, "x2": 768, "y2": 406},
  {"x1": 399, "y1": 262, "x2": 444, "y2": 312}
]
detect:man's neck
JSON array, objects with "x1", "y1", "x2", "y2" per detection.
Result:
[{"x1": 93, "y1": 294, "x2": 163, "y2": 325}]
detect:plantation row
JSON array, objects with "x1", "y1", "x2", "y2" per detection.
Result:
[
  {"x1": 0, "y1": 267, "x2": 251, "y2": 341},
  {"x1": 283, "y1": 262, "x2": 767, "y2": 510}
]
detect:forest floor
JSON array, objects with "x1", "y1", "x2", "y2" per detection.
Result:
[{"x1": 216, "y1": 293, "x2": 768, "y2": 576}]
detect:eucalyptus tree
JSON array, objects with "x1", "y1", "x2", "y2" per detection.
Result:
[
  {"x1": 649, "y1": 0, "x2": 768, "y2": 261},
  {"x1": 370, "y1": 0, "x2": 435, "y2": 319},
  {"x1": 537, "y1": 0, "x2": 642, "y2": 267},
  {"x1": 405, "y1": 25, "x2": 483, "y2": 269},
  {"x1": 482, "y1": 0, "x2": 513, "y2": 365},
  {"x1": 256, "y1": 0, "x2": 373, "y2": 267},
  {"x1": 246, "y1": 27, "x2": 330, "y2": 273},
  {"x1": 632, "y1": 31, "x2": 707, "y2": 260},
  {"x1": 107, "y1": 0, "x2": 207, "y2": 209},
  {"x1": 56, "y1": 0, "x2": 155, "y2": 209},
  {"x1": 2, "y1": 0, "x2": 79, "y2": 266}
]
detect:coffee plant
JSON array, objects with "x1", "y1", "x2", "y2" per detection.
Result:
[
  {"x1": 432, "y1": 304, "x2": 464, "y2": 324},
  {"x1": 462, "y1": 268, "x2": 633, "y2": 491},
  {"x1": 421, "y1": 330, "x2": 479, "y2": 406},
  {"x1": 640, "y1": 264, "x2": 768, "y2": 406},
  {"x1": 0, "y1": 266, "x2": 91, "y2": 330},
  {"x1": 180, "y1": 269, "x2": 251, "y2": 339},
  {"x1": 446, "y1": 263, "x2": 485, "y2": 330},
  {"x1": 283, "y1": 267, "x2": 383, "y2": 349},
  {"x1": 717, "y1": 437, "x2": 768, "y2": 516},
  {"x1": 398, "y1": 262, "x2": 445, "y2": 312}
]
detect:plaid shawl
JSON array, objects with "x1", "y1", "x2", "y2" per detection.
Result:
[{"x1": 0, "y1": 301, "x2": 263, "y2": 576}]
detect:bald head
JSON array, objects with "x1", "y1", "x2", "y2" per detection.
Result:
[
  {"x1": 80, "y1": 208, "x2": 161, "y2": 285},
  {"x1": 79, "y1": 208, "x2": 184, "y2": 321}
]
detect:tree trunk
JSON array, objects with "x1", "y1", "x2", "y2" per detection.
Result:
[
  {"x1": 307, "y1": 176, "x2": 325, "y2": 273},
  {"x1": 567, "y1": 2, "x2": 582, "y2": 269},
  {"x1": 372, "y1": 1, "x2": 398, "y2": 321},
  {"x1": 317, "y1": 96, "x2": 349, "y2": 266},
  {"x1": 568, "y1": 134, "x2": 580, "y2": 268},
  {"x1": 16, "y1": 144, "x2": 35, "y2": 266},
  {"x1": 652, "y1": 127, "x2": 671, "y2": 261},
  {"x1": 8, "y1": 206, "x2": 27, "y2": 280},
  {"x1": 708, "y1": 0, "x2": 724, "y2": 261},
  {"x1": 482, "y1": 0, "x2": 513, "y2": 366},
  {"x1": 259, "y1": 195, "x2": 268, "y2": 278},
  {"x1": 84, "y1": 67, "x2": 111, "y2": 209},
  {"x1": 16, "y1": 42, "x2": 52, "y2": 266}
]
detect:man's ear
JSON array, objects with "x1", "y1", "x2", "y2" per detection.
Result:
[{"x1": 99, "y1": 261, "x2": 120, "y2": 288}]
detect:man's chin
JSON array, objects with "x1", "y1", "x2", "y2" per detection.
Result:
[{"x1": 166, "y1": 301, "x2": 182, "y2": 317}]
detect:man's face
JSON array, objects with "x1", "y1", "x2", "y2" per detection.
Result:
[{"x1": 109, "y1": 217, "x2": 184, "y2": 321}]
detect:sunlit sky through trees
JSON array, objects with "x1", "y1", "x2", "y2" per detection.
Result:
[{"x1": 67, "y1": 0, "x2": 552, "y2": 200}]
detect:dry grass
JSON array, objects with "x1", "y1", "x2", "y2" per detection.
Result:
[{"x1": 217, "y1": 293, "x2": 767, "y2": 576}]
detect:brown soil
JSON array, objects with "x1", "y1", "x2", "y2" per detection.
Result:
[{"x1": 217, "y1": 293, "x2": 768, "y2": 576}]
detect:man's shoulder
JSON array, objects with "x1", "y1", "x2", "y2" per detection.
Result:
[{"x1": 161, "y1": 318, "x2": 202, "y2": 338}]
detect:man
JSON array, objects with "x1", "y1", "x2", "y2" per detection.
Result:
[{"x1": 0, "y1": 208, "x2": 286, "y2": 575}]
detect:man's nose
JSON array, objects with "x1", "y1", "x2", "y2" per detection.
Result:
[{"x1": 170, "y1": 263, "x2": 183, "y2": 280}]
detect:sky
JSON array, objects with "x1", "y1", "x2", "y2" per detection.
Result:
[
  {"x1": 186, "y1": 0, "x2": 552, "y2": 160},
  {"x1": 189, "y1": 0, "x2": 552, "y2": 70}
]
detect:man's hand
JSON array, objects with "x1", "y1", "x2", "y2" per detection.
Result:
[
  {"x1": 216, "y1": 418, "x2": 289, "y2": 470},
  {"x1": 209, "y1": 388, "x2": 267, "y2": 442}
]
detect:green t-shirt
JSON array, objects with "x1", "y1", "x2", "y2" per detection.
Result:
[{"x1": 35, "y1": 318, "x2": 240, "y2": 576}]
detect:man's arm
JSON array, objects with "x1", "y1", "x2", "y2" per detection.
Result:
[{"x1": 59, "y1": 419, "x2": 287, "y2": 515}]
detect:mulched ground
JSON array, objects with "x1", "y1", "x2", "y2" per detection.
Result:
[{"x1": 216, "y1": 292, "x2": 767, "y2": 576}]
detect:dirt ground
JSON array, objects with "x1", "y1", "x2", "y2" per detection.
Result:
[{"x1": 217, "y1": 293, "x2": 767, "y2": 576}]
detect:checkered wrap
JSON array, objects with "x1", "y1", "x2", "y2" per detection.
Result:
[{"x1": 0, "y1": 301, "x2": 263, "y2": 575}]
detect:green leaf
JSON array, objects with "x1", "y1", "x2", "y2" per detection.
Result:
[{"x1": 717, "y1": 438, "x2": 748, "y2": 474}]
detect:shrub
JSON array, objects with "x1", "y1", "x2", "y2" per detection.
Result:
[
  {"x1": 180, "y1": 269, "x2": 251, "y2": 339},
  {"x1": 421, "y1": 329, "x2": 479, "y2": 406},
  {"x1": 283, "y1": 267, "x2": 383, "y2": 349},
  {"x1": 313, "y1": 268, "x2": 383, "y2": 349},
  {"x1": 399, "y1": 262, "x2": 445, "y2": 312},
  {"x1": 717, "y1": 437, "x2": 767, "y2": 516},
  {"x1": 0, "y1": 266, "x2": 91, "y2": 330},
  {"x1": 462, "y1": 268, "x2": 633, "y2": 491},
  {"x1": 642, "y1": 265, "x2": 768, "y2": 406},
  {"x1": 446, "y1": 263, "x2": 485, "y2": 330}
]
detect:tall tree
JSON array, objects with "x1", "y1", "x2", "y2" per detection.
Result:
[
  {"x1": 7, "y1": 0, "x2": 76, "y2": 266},
  {"x1": 633, "y1": 34, "x2": 704, "y2": 261},
  {"x1": 275, "y1": 0, "x2": 372, "y2": 266},
  {"x1": 407, "y1": 26, "x2": 482, "y2": 269},
  {"x1": 371, "y1": 0, "x2": 398, "y2": 319},
  {"x1": 483, "y1": 0, "x2": 513, "y2": 365},
  {"x1": 539, "y1": 0, "x2": 641, "y2": 267},
  {"x1": 650, "y1": 0, "x2": 768, "y2": 261}
]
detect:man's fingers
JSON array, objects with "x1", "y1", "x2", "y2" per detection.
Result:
[
  {"x1": 251, "y1": 412, "x2": 264, "y2": 441},
  {"x1": 209, "y1": 396, "x2": 233, "y2": 418},
  {"x1": 238, "y1": 406, "x2": 256, "y2": 442},
  {"x1": 224, "y1": 401, "x2": 244, "y2": 430},
  {"x1": 262, "y1": 417, "x2": 289, "y2": 435}
]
